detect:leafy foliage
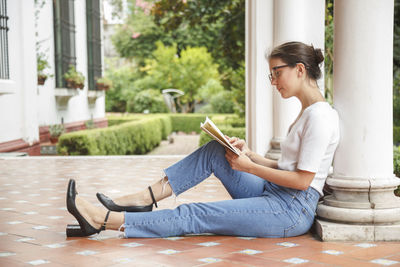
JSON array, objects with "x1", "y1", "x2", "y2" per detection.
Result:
[
  {"x1": 206, "y1": 91, "x2": 235, "y2": 114},
  {"x1": 152, "y1": 0, "x2": 245, "y2": 71},
  {"x1": 63, "y1": 65, "x2": 85, "y2": 88},
  {"x1": 108, "y1": 0, "x2": 245, "y2": 114},
  {"x1": 230, "y1": 61, "x2": 245, "y2": 117},
  {"x1": 104, "y1": 59, "x2": 141, "y2": 112},
  {"x1": 394, "y1": 0, "x2": 400, "y2": 72},
  {"x1": 49, "y1": 124, "x2": 65, "y2": 137},
  {"x1": 324, "y1": 0, "x2": 334, "y2": 104},
  {"x1": 133, "y1": 42, "x2": 221, "y2": 112},
  {"x1": 393, "y1": 146, "x2": 400, "y2": 196},
  {"x1": 127, "y1": 89, "x2": 169, "y2": 113}
]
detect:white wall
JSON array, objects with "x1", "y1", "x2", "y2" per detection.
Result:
[
  {"x1": 0, "y1": 0, "x2": 38, "y2": 144},
  {"x1": 36, "y1": 0, "x2": 105, "y2": 127},
  {"x1": 0, "y1": 0, "x2": 106, "y2": 145}
]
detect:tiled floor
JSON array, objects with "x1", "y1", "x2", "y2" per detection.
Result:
[{"x1": 0, "y1": 156, "x2": 400, "y2": 267}]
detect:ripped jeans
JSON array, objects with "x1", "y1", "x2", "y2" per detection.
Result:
[{"x1": 124, "y1": 141, "x2": 320, "y2": 238}]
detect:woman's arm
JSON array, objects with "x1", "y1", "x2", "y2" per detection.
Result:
[
  {"x1": 225, "y1": 149, "x2": 315, "y2": 191},
  {"x1": 245, "y1": 151, "x2": 278, "y2": 169},
  {"x1": 227, "y1": 136, "x2": 278, "y2": 169}
]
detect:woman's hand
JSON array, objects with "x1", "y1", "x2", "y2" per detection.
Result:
[
  {"x1": 225, "y1": 148, "x2": 254, "y2": 173},
  {"x1": 226, "y1": 136, "x2": 251, "y2": 156}
]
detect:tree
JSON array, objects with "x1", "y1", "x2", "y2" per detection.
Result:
[
  {"x1": 134, "y1": 42, "x2": 222, "y2": 112},
  {"x1": 324, "y1": 0, "x2": 334, "y2": 104},
  {"x1": 152, "y1": 0, "x2": 245, "y2": 71}
]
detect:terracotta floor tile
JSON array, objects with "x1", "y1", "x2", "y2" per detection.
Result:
[
  {"x1": 141, "y1": 238, "x2": 201, "y2": 251},
  {"x1": 387, "y1": 253, "x2": 400, "y2": 261},
  {"x1": 142, "y1": 253, "x2": 201, "y2": 267},
  {"x1": 306, "y1": 252, "x2": 380, "y2": 267},
  {"x1": 221, "y1": 253, "x2": 287, "y2": 267},
  {"x1": 1, "y1": 157, "x2": 400, "y2": 266},
  {"x1": 174, "y1": 234, "x2": 231, "y2": 244},
  {"x1": 346, "y1": 243, "x2": 400, "y2": 261},
  {"x1": 0, "y1": 258, "x2": 29, "y2": 266},
  {"x1": 216, "y1": 236, "x2": 283, "y2": 252},
  {"x1": 201, "y1": 260, "x2": 255, "y2": 267},
  {"x1": 259, "y1": 246, "x2": 320, "y2": 261},
  {"x1": 177, "y1": 244, "x2": 241, "y2": 260}
]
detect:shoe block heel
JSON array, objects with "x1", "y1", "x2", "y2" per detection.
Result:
[{"x1": 66, "y1": 224, "x2": 85, "y2": 237}]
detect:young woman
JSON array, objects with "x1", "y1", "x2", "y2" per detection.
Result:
[{"x1": 66, "y1": 41, "x2": 340, "y2": 238}]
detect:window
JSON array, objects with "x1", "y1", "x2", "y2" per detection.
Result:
[
  {"x1": 53, "y1": 0, "x2": 76, "y2": 88},
  {"x1": 0, "y1": 0, "x2": 9, "y2": 80},
  {"x1": 86, "y1": 0, "x2": 102, "y2": 90}
]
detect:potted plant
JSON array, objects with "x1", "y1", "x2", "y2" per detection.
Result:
[
  {"x1": 63, "y1": 65, "x2": 85, "y2": 89},
  {"x1": 37, "y1": 52, "x2": 52, "y2": 85},
  {"x1": 95, "y1": 76, "x2": 112, "y2": 91},
  {"x1": 49, "y1": 124, "x2": 65, "y2": 144}
]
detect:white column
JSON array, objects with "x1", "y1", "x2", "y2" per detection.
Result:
[
  {"x1": 266, "y1": 0, "x2": 325, "y2": 159},
  {"x1": 20, "y1": 0, "x2": 39, "y2": 144},
  {"x1": 246, "y1": 0, "x2": 274, "y2": 156},
  {"x1": 315, "y1": 0, "x2": 400, "y2": 241}
]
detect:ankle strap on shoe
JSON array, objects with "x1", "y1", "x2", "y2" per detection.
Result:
[
  {"x1": 148, "y1": 186, "x2": 158, "y2": 208},
  {"x1": 100, "y1": 210, "x2": 111, "y2": 231}
]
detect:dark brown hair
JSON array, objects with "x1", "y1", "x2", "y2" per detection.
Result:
[{"x1": 268, "y1": 41, "x2": 324, "y2": 80}]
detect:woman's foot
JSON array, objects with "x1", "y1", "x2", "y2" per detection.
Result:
[
  {"x1": 74, "y1": 196, "x2": 105, "y2": 230},
  {"x1": 112, "y1": 190, "x2": 152, "y2": 207},
  {"x1": 66, "y1": 179, "x2": 125, "y2": 237}
]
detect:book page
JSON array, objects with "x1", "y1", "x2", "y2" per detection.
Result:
[{"x1": 200, "y1": 117, "x2": 240, "y2": 155}]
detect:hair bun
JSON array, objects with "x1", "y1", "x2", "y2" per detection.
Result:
[{"x1": 313, "y1": 48, "x2": 324, "y2": 65}]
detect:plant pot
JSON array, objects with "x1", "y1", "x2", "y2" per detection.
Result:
[
  {"x1": 38, "y1": 75, "x2": 47, "y2": 85},
  {"x1": 49, "y1": 136, "x2": 59, "y2": 144},
  {"x1": 96, "y1": 82, "x2": 110, "y2": 91},
  {"x1": 66, "y1": 79, "x2": 76, "y2": 89},
  {"x1": 66, "y1": 79, "x2": 84, "y2": 90}
]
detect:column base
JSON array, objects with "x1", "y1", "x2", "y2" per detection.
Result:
[
  {"x1": 265, "y1": 137, "x2": 283, "y2": 160},
  {"x1": 314, "y1": 219, "x2": 400, "y2": 241}
]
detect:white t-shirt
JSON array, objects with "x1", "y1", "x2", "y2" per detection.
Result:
[{"x1": 277, "y1": 102, "x2": 340, "y2": 196}]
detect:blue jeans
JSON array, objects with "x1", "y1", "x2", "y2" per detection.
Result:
[{"x1": 124, "y1": 141, "x2": 320, "y2": 238}]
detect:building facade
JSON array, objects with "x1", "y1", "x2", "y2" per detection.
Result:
[{"x1": 0, "y1": 0, "x2": 107, "y2": 155}]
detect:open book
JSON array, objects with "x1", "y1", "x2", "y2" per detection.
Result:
[{"x1": 200, "y1": 117, "x2": 240, "y2": 156}]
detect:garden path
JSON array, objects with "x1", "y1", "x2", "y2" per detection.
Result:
[{"x1": 147, "y1": 133, "x2": 200, "y2": 155}]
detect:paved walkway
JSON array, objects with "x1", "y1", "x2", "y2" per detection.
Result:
[
  {"x1": 147, "y1": 133, "x2": 200, "y2": 155},
  {"x1": 0, "y1": 156, "x2": 400, "y2": 266}
]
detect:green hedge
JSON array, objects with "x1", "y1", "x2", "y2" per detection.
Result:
[
  {"x1": 57, "y1": 117, "x2": 166, "y2": 155},
  {"x1": 199, "y1": 126, "x2": 246, "y2": 147},
  {"x1": 107, "y1": 113, "x2": 147, "y2": 127},
  {"x1": 59, "y1": 113, "x2": 243, "y2": 155},
  {"x1": 153, "y1": 115, "x2": 172, "y2": 140},
  {"x1": 169, "y1": 114, "x2": 208, "y2": 133}
]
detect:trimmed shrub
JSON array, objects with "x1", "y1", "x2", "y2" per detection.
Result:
[
  {"x1": 153, "y1": 115, "x2": 172, "y2": 140},
  {"x1": 60, "y1": 113, "x2": 241, "y2": 155},
  {"x1": 107, "y1": 117, "x2": 141, "y2": 127},
  {"x1": 210, "y1": 114, "x2": 239, "y2": 127},
  {"x1": 169, "y1": 114, "x2": 208, "y2": 133},
  {"x1": 199, "y1": 126, "x2": 246, "y2": 147},
  {"x1": 57, "y1": 117, "x2": 164, "y2": 155}
]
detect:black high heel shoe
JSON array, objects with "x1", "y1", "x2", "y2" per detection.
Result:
[
  {"x1": 96, "y1": 186, "x2": 158, "y2": 212},
  {"x1": 66, "y1": 179, "x2": 111, "y2": 237}
]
